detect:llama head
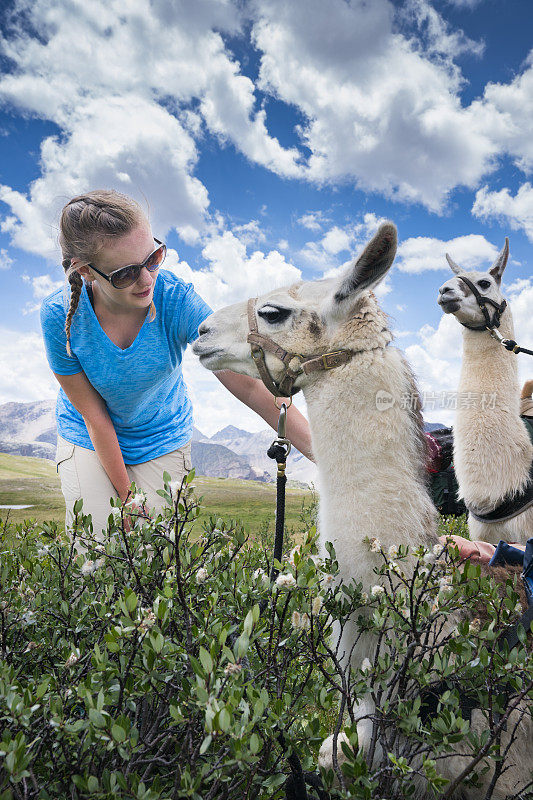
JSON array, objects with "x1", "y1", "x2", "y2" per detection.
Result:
[
  {"x1": 192, "y1": 222, "x2": 397, "y2": 389},
  {"x1": 437, "y1": 238, "x2": 509, "y2": 328}
]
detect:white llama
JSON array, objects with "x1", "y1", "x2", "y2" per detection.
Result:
[
  {"x1": 438, "y1": 240, "x2": 533, "y2": 544},
  {"x1": 193, "y1": 224, "x2": 531, "y2": 797}
]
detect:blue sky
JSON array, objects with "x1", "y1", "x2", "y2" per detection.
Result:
[{"x1": 0, "y1": 0, "x2": 532, "y2": 434}]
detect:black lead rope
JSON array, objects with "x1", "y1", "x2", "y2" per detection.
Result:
[
  {"x1": 267, "y1": 404, "x2": 291, "y2": 584},
  {"x1": 260, "y1": 404, "x2": 328, "y2": 800}
]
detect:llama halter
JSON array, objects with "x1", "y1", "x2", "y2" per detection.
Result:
[
  {"x1": 246, "y1": 297, "x2": 355, "y2": 402},
  {"x1": 456, "y1": 275, "x2": 533, "y2": 356},
  {"x1": 456, "y1": 274, "x2": 507, "y2": 331}
]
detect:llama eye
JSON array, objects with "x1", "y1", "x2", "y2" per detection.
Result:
[
  {"x1": 477, "y1": 279, "x2": 491, "y2": 290},
  {"x1": 257, "y1": 306, "x2": 291, "y2": 324}
]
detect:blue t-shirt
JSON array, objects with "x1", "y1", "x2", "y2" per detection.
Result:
[{"x1": 40, "y1": 269, "x2": 212, "y2": 464}]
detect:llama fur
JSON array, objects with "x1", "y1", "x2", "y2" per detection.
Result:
[{"x1": 438, "y1": 243, "x2": 533, "y2": 544}]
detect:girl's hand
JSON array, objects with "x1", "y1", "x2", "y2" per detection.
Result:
[
  {"x1": 123, "y1": 495, "x2": 149, "y2": 532},
  {"x1": 521, "y1": 379, "x2": 533, "y2": 399}
]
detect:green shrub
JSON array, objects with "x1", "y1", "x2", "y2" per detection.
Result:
[{"x1": 0, "y1": 480, "x2": 532, "y2": 799}]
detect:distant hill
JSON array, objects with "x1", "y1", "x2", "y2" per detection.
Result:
[
  {"x1": 0, "y1": 399, "x2": 56, "y2": 459},
  {"x1": 424, "y1": 422, "x2": 447, "y2": 432}
]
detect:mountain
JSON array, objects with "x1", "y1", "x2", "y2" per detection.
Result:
[
  {"x1": 0, "y1": 399, "x2": 57, "y2": 459},
  {"x1": 191, "y1": 441, "x2": 269, "y2": 481},
  {"x1": 424, "y1": 422, "x2": 447, "y2": 432},
  {"x1": 0, "y1": 400, "x2": 305, "y2": 483},
  {"x1": 210, "y1": 425, "x2": 254, "y2": 442}
]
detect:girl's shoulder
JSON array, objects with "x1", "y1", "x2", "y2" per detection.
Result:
[
  {"x1": 157, "y1": 269, "x2": 204, "y2": 309},
  {"x1": 157, "y1": 269, "x2": 190, "y2": 295},
  {"x1": 40, "y1": 285, "x2": 69, "y2": 322}
]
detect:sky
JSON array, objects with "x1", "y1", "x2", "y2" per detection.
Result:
[{"x1": 0, "y1": 0, "x2": 533, "y2": 436}]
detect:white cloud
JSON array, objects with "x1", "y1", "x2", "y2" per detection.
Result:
[
  {"x1": 400, "y1": 0, "x2": 484, "y2": 60},
  {"x1": 0, "y1": 248, "x2": 13, "y2": 269},
  {"x1": 321, "y1": 226, "x2": 351, "y2": 255},
  {"x1": 397, "y1": 233, "x2": 499, "y2": 273},
  {"x1": 252, "y1": 0, "x2": 497, "y2": 210},
  {"x1": 297, "y1": 211, "x2": 329, "y2": 232},
  {"x1": 0, "y1": 95, "x2": 210, "y2": 259},
  {"x1": 479, "y1": 55, "x2": 533, "y2": 177},
  {"x1": 0, "y1": 328, "x2": 57, "y2": 405},
  {"x1": 472, "y1": 183, "x2": 533, "y2": 242},
  {"x1": 0, "y1": 0, "x2": 302, "y2": 257},
  {"x1": 300, "y1": 213, "x2": 386, "y2": 270},
  {"x1": 164, "y1": 233, "x2": 302, "y2": 310},
  {"x1": 231, "y1": 219, "x2": 267, "y2": 246},
  {"x1": 277, "y1": 239, "x2": 289, "y2": 251},
  {"x1": 22, "y1": 273, "x2": 63, "y2": 314},
  {"x1": 445, "y1": 0, "x2": 485, "y2": 7}
]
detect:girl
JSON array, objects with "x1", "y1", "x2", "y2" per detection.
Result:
[{"x1": 40, "y1": 190, "x2": 313, "y2": 538}]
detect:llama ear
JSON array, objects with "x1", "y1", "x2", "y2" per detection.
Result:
[
  {"x1": 445, "y1": 254, "x2": 462, "y2": 275},
  {"x1": 488, "y1": 237, "x2": 509, "y2": 284},
  {"x1": 332, "y1": 222, "x2": 397, "y2": 307}
]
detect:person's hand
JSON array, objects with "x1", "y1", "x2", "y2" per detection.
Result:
[
  {"x1": 521, "y1": 379, "x2": 533, "y2": 399},
  {"x1": 122, "y1": 493, "x2": 149, "y2": 532}
]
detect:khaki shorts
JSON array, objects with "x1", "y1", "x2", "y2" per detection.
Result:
[{"x1": 55, "y1": 434, "x2": 193, "y2": 540}]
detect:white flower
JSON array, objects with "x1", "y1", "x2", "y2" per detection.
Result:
[
  {"x1": 369, "y1": 537, "x2": 381, "y2": 553},
  {"x1": 361, "y1": 658, "x2": 372, "y2": 673},
  {"x1": 371, "y1": 585, "x2": 385, "y2": 598},
  {"x1": 433, "y1": 543, "x2": 445, "y2": 557},
  {"x1": 253, "y1": 568, "x2": 268, "y2": 583},
  {"x1": 388, "y1": 544, "x2": 399, "y2": 558},
  {"x1": 469, "y1": 618, "x2": 481, "y2": 634},
  {"x1": 321, "y1": 573, "x2": 335, "y2": 586},
  {"x1": 127, "y1": 492, "x2": 146, "y2": 508},
  {"x1": 291, "y1": 611, "x2": 301, "y2": 629},
  {"x1": 387, "y1": 561, "x2": 399, "y2": 573},
  {"x1": 288, "y1": 547, "x2": 301, "y2": 567},
  {"x1": 64, "y1": 651, "x2": 79, "y2": 668},
  {"x1": 81, "y1": 558, "x2": 104, "y2": 575},
  {"x1": 299, "y1": 612, "x2": 311, "y2": 631},
  {"x1": 168, "y1": 480, "x2": 181, "y2": 495},
  {"x1": 224, "y1": 662, "x2": 242, "y2": 676},
  {"x1": 138, "y1": 609, "x2": 157, "y2": 631},
  {"x1": 196, "y1": 568, "x2": 208, "y2": 584},
  {"x1": 275, "y1": 573, "x2": 296, "y2": 590},
  {"x1": 360, "y1": 592, "x2": 369, "y2": 605},
  {"x1": 423, "y1": 552, "x2": 436, "y2": 564},
  {"x1": 312, "y1": 596, "x2": 323, "y2": 615}
]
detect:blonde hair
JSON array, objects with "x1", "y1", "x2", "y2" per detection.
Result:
[{"x1": 60, "y1": 190, "x2": 156, "y2": 355}]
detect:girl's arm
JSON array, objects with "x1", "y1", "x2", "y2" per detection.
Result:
[
  {"x1": 53, "y1": 371, "x2": 132, "y2": 501},
  {"x1": 214, "y1": 370, "x2": 314, "y2": 461}
]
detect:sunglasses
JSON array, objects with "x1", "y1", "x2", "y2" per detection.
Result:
[{"x1": 88, "y1": 238, "x2": 167, "y2": 289}]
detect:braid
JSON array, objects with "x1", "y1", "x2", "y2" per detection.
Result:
[{"x1": 64, "y1": 265, "x2": 83, "y2": 357}]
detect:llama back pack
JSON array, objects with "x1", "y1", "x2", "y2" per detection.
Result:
[
  {"x1": 426, "y1": 427, "x2": 465, "y2": 517},
  {"x1": 426, "y1": 419, "x2": 533, "y2": 518}
]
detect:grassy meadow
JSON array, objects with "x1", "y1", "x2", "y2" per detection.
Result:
[{"x1": 0, "y1": 452, "x2": 314, "y2": 536}]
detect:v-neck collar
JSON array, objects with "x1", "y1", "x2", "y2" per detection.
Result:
[{"x1": 80, "y1": 281, "x2": 152, "y2": 355}]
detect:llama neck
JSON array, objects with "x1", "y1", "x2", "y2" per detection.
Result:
[
  {"x1": 303, "y1": 347, "x2": 435, "y2": 581},
  {"x1": 455, "y1": 308, "x2": 533, "y2": 506}
]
